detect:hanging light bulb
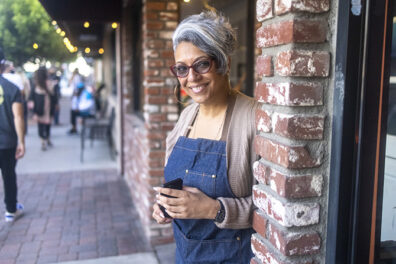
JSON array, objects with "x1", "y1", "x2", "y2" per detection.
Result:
[
  {"x1": 98, "y1": 48, "x2": 104, "y2": 54},
  {"x1": 33, "y1": 43, "x2": 39, "y2": 49},
  {"x1": 85, "y1": 47, "x2": 91, "y2": 54},
  {"x1": 84, "y1": 21, "x2": 90, "y2": 28},
  {"x1": 111, "y1": 22, "x2": 118, "y2": 29}
]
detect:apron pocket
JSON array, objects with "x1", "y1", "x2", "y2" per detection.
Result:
[
  {"x1": 184, "y1": 169, "x2": 216, "y2": 198},
  {"x1": 174, "y1": 221, "x2": 242, "y2": 264}
]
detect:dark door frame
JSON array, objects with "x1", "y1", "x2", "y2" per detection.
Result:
[{"x1": 326, "y1": 0, "x2": 393, "y2": 263}]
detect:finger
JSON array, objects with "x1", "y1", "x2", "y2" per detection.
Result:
[
  {"x1": 157, "y1": 187, "x2": 186, "y2": 198},
  {"x1": 182, "y1": 186, "x2": 200, "y2": 193},
  {"x1": 156, "y1": 194, "x2": 183, "y2": 206}
]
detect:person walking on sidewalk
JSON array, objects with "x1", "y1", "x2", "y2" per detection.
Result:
[
  {"x1": 152, "y1": 11, "x2": 258, "y2": 263},
  {"x1": 31, "y1": 67, "x2": 57, "y2": 151},
  {"x1": 0, "y1": 48, "x2": 25, "y2": 222}
]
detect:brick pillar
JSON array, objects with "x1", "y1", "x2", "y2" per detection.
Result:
[
  {"x1": 252, "y1": 0, "x2": 330, "y2": 263},
  {"x1": 122, "y1": 0, "x2": 179, "y2": 245}
]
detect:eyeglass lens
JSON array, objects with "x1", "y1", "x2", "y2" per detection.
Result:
[{"x1": 172, "y1": 59, "x2": 211, "y2": 77}]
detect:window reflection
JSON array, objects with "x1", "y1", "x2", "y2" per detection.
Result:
[{"x1": 380, "y1": 16, "x2": 396, "y2": 263}]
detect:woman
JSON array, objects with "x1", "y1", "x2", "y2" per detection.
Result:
[
  {"x1": 32, "y1": 67, "x2": 56, "y2": 150},
  {"x1": 152, "y1": 11, "x2": 259, "y2": 263}
]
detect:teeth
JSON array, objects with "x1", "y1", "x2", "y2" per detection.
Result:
[{"x1": 191, "y1": 85, "x2": 204, "y2": 93}]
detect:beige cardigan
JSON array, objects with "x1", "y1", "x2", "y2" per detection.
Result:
[{"x1": 165, "y1": 92, "x2": 259, "y2": 229}]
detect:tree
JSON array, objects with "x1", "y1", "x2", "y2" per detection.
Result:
[{"x1": 0, "y1": 0, "x2": 76, "y2": 66}]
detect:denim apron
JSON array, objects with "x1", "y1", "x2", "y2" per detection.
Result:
[{"x1": 164, "y1": 132, "x2": 254, "y2": 263}]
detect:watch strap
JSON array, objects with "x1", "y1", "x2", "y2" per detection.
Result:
[{"x1": 214, "y1": 199, "x2": 225, "y2": 223}]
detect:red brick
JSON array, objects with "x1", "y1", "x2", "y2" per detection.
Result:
[
  {"x1": 276, "y1": 50, "x2": 330, "y2": 77},
  {"x1": 148, "y1": 113, "x2": 166, "y2": 122},
  {"x1": 276, "y1": 0, "x2": 330, "y2": 15},
  {"x1": 251, "y1": 234, "x2": 285, "y2": 264},
  {"x1": 257, "y1": 0, "x2": 273, "y2": 22},
  {"x1": 254, "y1": 136, "x2": 322, "y2": 169},
  {"x1": 149, "y1": 169, "x2": 164, "y2": 177},
  {"x1": 256, "y1": 55, "x2": 273, "y2": 77},
  {"x1": 146, "y1": 2, "x2": 166, "y2": 11},
  {"x1": 272, "y1": 113, "x2": 324, "y2": 140},
  {"x1": 269, "y1": 170, "x2": 323, "y2": 198},
  {"x1": 256, "y1": 108, "x2": 272, "y2": 133},
  {"x1": 253, "y1": 161, "x2": 271, "y2": 185},
  {"x1": 257, "y1": 20, "x2": 327, "y2": 48},
  {"x1": 147, "y1": 132, "x2": 166, "y2": 140},
  {"x1": 252, "y1": 210, "x2": 268, "y2": 238},
  {"x1": 148, "y1": 96, "x2": 167, "y2": 105},
  {"x1": 252, "y1": 186, "x2": 320, "y2": 227},
  {"x1": 255, "y1": 82, "x2": 323, "y2": 106},
  {"x1": 146, "y1": 40, "x2": 165, "y2": 49},
  {"x1": 160, "y1": 69, "x2": 173, "y2": 77},
  {"x1": 161, "y1": 50, "x2": 174, "y2": 59},
  {"x1": 267, "y1": 223, "x2": 321, "y2": 256},
  {"x1": 146, "y1": 21, "x2": 164, "y2": 30},
  {"x1": 145, "y1": 11, "x2": 158, "y2": 20}
]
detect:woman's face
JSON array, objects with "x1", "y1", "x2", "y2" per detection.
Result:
[{"x1": 174, "y1": 42, "x2": 228, "y2": 105}]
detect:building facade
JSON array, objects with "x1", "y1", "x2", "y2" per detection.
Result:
[{"x1": 39, "y1": 0, "x2": 396, "y2": 263}]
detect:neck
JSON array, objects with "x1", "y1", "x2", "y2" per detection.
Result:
[{"x1": 199, "y1": 81, "x2": 232, "y2": 117}]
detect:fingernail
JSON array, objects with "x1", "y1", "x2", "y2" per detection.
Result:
[{"x1": 160, "y1": 212, "x2": 165, "y2": 218}]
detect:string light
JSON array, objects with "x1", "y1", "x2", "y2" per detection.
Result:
[
  {"x1": 85, "y1": 47, "x2": 91, "y2": 54},
  {"x1": 33, "y1": 43, "x2": 38, "y2": 49},
  {"x1": 183, "y1": 0, "x2": 191, "y2": 2},
  {"x1": 111, "y1": 22, "x2": 118, "y2": 29},
  {"x1": 56, "y1": 28, "x2": 61, "y2": 34},
  {"x1": 98, "y1": 48, "x2": 104, "y2": 54},
  {"x1": 60, "y1": 31, "x2": 66, "y2": 37},
  {"x1": 51, "y1": 21, "x2": 57, "y2": 26},
  {"x1": 83, "y1": 21, "x2": 90, "y2": 28}
]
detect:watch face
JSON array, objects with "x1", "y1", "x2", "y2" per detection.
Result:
[{"x1": 215, "y1": 207, "x2": 225, "y2": 223}]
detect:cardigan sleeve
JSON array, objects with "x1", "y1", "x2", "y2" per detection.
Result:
[{"x1": 214, "y1": 94, "x2": 260, "y2": 229}]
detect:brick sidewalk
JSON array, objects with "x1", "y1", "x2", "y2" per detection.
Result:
[{"x1": 0, "y1": 169, "x2": 152, "y2": 264}]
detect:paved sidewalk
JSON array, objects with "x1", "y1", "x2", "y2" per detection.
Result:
[
  {"x1": 0, "y1": 169, "x2": 153, "y2": 264},
  {"x1": 0, "y1": 97, "x2": 176, "y2": 264}
]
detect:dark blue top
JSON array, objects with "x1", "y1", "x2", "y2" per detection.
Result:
[{"x1": 0, "y1": 75, "x2": 22, "y2": 149}]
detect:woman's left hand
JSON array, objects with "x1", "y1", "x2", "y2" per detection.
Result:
[{"x1": 154, "y1": 186, "x2": 220, "y2": 220}]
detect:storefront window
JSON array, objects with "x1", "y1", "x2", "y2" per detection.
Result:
[{"x1": 380, "y1": 16, "x2": 396, "y2": 263}]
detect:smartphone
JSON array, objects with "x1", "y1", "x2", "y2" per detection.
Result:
[{"x1": 159, "y1": 178, "x2": 183, "y2": 218}]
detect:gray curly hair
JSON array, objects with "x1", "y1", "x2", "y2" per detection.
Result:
[{"x1": 172, "y1": 11, "x2": 237, "y2": 75}]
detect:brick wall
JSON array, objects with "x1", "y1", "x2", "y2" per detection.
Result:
[
  {"x1": 252, "y1": 0, "x2": 330, "y2": 263},
  {"x1": 122, "y1": 0, "x2": 180, "y2": 245}
]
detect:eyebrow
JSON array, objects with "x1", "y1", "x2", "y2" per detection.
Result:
[{"x1": 176, "y1": 56, "x2": 210, "y2": 65}]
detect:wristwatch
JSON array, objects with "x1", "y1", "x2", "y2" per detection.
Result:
[{"x1": 214, "y1": 199, "x2": 225, "y2": 223}]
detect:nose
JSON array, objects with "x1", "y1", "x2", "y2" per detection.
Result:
[{"x1": 186, "y1": 67, "x2": 200, "y2": 82}]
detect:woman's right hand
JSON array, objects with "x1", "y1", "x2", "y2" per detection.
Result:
[{"x1": 152, "y1": 203, "x2": 172, "y2": 224}]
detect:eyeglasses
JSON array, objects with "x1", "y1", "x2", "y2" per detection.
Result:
[{"x1": 170, "y1": 58, "x2": 213, "y2": 78}]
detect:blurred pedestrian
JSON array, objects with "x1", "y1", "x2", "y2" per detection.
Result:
[
  {"x1": 68, "y1": 82, "x2": 95, "y2": 134},
  {"x1": 31, "y1": 67, "x2": 57, "y2": 151},
  {"x1": 48, "y1": 68, "x2": 61, "y2": 125},
  {"x1": 0, "y1": 48, "x2": 25, "y2": 223}
]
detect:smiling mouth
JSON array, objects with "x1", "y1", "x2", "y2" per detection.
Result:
[{"x1": 190, "y1": 84, "x2": 207, "y2": 94}]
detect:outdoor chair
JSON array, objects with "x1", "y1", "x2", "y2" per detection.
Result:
[{"x1": 80, "y1": 107, "x2": 115, "y2": 162}]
